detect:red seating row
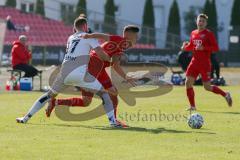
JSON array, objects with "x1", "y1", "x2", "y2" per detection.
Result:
[
  {"x1": 0, "y1": 7, "x2": 156, "y2": 49},
  {"x1": 0, "y1": 6, "x2": 72, "y2": 46}
]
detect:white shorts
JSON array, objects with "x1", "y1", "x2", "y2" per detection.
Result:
[{"x1": 50, "y1": 64, "x2": 102, "y2": 94}]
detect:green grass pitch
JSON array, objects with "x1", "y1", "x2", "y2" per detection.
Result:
[{"x1": 0, "y1": 86, "x2": 239, "y2": 160}]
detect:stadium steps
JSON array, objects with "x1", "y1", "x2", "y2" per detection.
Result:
[
  {"x1": 0, "y1": 6, "x2": 155, "y2": 49},
  {"x1": 0, "y1": 6, "x2": 72, "y2": 46}
]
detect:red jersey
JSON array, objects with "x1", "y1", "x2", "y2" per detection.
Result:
[
  {"x1": 90, "y1": 35, "x2": 131, "y2": 67},
  {"x1": 184, "y1": 29, "x2": 219, "y2": 67},
  {"x1": 11, "y1": 41, "x2": 31, "y2": 67},
  {"x1": 88, "y1": 35, "x2": 131, "y2": 77}
]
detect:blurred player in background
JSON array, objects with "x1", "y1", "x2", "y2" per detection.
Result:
[
  {"x1": 16, "y1": 17, "x2": 123, "y2": 127},
  {"x1": 46, "y1": 25, "x2": 140, "y2": 127},
  {"x1": 210, "y1": 53, "x2": 220, "y2": 79},
  {"x1": 181, "y1": 14, "x2": 232, "y2": 111}
]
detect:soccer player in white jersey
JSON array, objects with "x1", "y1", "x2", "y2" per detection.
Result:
[{"x1": 16, "y1": 17, "x2": 122, "y2": 127}]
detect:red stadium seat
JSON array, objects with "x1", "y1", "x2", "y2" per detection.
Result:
[{"x1": 0, "y1": 6, "x2": 72, "y2": 46}]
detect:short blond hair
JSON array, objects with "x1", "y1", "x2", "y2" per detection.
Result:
[
  {"x1": 198, "y1": 13, "x2": 208, "y2": 20},
  {"x1": 79, "y1": 13, "x2": 87, "y2": 19},
  {"x1": 74, "y1": 17, "x2": 87, "y2": 29},
  {"x1": 123, "y1": 25, "x2": 140, "y2": 33}
]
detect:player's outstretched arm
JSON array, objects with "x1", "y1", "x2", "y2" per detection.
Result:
[
  {"x1": 112, "y1": 59, "x2": 137, "y2": 87},
  {"x1": 94, "y1": 46, "x2": 111, "y2": 61},
  {"x1": 82, "y1": 33, "x2": 110, "y2": 41},
  {"x1": 182, "y1": 32, "x2": 194, "y2": 51},
  {"x1": 181, "y1": 41, "x2": 189, "y2": 51}
]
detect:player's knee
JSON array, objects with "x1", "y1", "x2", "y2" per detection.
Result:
[
  {"x1": 47, "y1": 90, "x2": 57, "y2": 98},
  {"x1": 203, "y1": 84, "x2": 212, "y2": 91},
  {"x1": 185, "y1": 79, "x2": 193, "y2": 88},
  {"x1": 108, "y1": 87, "x2": 118, "y2": 96},
  {"x1": 111, "y1": 91, "x2": 118, "y2": 96}
]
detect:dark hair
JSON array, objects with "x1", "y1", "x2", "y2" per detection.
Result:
[
  {"x1": 198, "y1": 14, "x2": 208, "y2": 20},
  {"x1": 123, "y1": 25, "x2": 140, "y2": 33},
  {"x1": 74, "y1": 17, "x2": 87, "y2": 29}
]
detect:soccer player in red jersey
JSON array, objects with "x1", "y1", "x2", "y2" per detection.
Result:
[
  {"x1": 181, "y1": 14, "x2": 232, "y2": 111},
  {"x1": 46, "y1": 25, "x2": 140, "y2": 126}
]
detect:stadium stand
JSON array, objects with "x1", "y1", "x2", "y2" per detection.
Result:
[
  {"x1": 0, "y1": 6, "x2": 72, "y2": 47},
  {"x1": 0, "y1": 6, "x2": 155, "y2": 49}
]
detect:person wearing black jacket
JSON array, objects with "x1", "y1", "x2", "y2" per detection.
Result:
[{"x1": 210, "y1": 53, "x2": 220, "y2": 79}]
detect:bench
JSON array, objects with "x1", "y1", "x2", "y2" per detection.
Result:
[{"x1": 7, "y1": 69, "x2": 43, "y2": 91}]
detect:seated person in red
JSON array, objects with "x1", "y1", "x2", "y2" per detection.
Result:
[{"x1": 11, "y1": 35, "x2": 38, "y2": 77}]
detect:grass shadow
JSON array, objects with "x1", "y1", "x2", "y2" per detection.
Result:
[
  {"x1": 88, "y1": 126, "x2": 216, "y2": 135},
  {"x1": 28, "y1": 123, "x2": 216, "y2": 135},
  {"x1": 199, "y1": 110, "x2": 240, "y2": 115}
]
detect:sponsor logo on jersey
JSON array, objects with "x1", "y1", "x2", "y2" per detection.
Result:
[{"x1": 193, "y1": 39, "x2": 202, "y2": 46}]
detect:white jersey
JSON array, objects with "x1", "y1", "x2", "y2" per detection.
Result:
[
  {"x1": 50, "y1": 31, "x2": 102, "y2": 94},
  {"x1": 63, "y1": 31, "x2": 100, "y2": 63}
]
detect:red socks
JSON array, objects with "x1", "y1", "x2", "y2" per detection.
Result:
[
  {"x1": 187, "y1": 87, "x2": 195, "y2": 107},
  {"x1": 56, "y1": 95, "x2": 119, "y2": 118},
  {"x1": 211, "y1": 85, "x2": 226, "y2": 97},
  {"x1": 57, "y1": 98, "x2": 84, "y2": 107},
  {"x1": 186, "y1": 86, "x2": 226, "y2": 108}
]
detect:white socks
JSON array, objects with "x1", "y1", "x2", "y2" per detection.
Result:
[
  {"x1": 24, "y1": 93, "x2": 51, "y2": 120},
  {"x1": 99, "y1": 92, "x2": 116, "y2": 125}
]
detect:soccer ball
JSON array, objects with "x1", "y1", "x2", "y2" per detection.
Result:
[{"x1": 187, "y1": 113, "x2": 204, "y2": 129}]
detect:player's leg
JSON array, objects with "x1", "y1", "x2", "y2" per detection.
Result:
[
  {"x1": 108, "y1": 86, "x2": 128, "y2": 127},
  {"x1": 56, "y1": 90, "x2": 93, "y2": 107},
  {"x1": 64, "y1": 67, "x2": 121, "y2": 127},
  {"x1": 96, "y1": 90, "x2": 121, "y2": 127},
  {"x1": 108, "y1": 88, "x2": 118, "y2": 118},
  {"x1": 16, "y1": 90, "x2": 57, "y2": 123},
  {"x1": 185, "y1": 65, "x2": 198, "y2": 110},
  {"x1": 16, "y1": 73, "x2": 66, "y2": 123},
  {"x1": 201, "y1": 71, "x2": 232, "y2": 107},
  {"x1": 96, "y1": 70, "x2": 119, "y2": 116},
  {"x1": 185, "y1": 76, "x2": 196, "y2": 110},
  {"x1": 45, "y1": 89, "x2": 93, "y2": 117},
  {"x1": 110, "y1": 94, "x2": 118, "y2": 118},
  {"x1": 50, "y1": 68, "x2": 112, "y2": 109},
  {"x1": 99, "y1": 70, "x2": 128, "y2": 127},
  {"x1": 86, "y1": 73, "x2": 121, "y2": 127},
  {"x1": 46, "y1": 69, "x2": 113, "y2": 117}
]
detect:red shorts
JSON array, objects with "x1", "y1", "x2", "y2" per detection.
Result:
[
  {"x1": 82, "y1": 69, "x2": 113, "y2": 98},
  {"x1": 88, "y1": 55, "x2": 113, "y2": 89},
  {"x1": 97, "y1": 70, "x2": 113, "y2": 89},
  {"x1": 186, "y1": 64, "x2": 211, "y2": 82}
]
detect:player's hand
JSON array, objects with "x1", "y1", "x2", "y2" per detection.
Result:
[
  {"x1": 183, "y1": 41, "x2": 189, "y2": 45},
  {"x1": 181, "y1": 41, "x2": 189, "y2": 51},
  {"x1": 125, "y1": 76, "x2": 137, "y2": 87}
]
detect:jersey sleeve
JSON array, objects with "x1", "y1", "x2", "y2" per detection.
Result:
[
  {"x1": 88, "y1": 38, "x2": 100, "y2": 49},
  {"x1": 204, "y1": 32, "x2": 219, "y2": 52}
]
